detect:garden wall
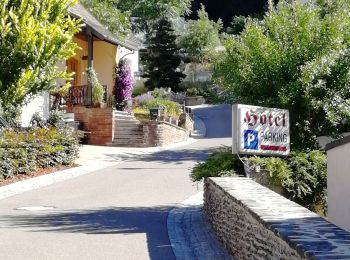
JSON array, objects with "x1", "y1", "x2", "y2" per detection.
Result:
[
  {"x1": 204, "y1": 177, "x2": 350, "y2": 259},
  {"x1": 68, "y1": 106, "x2": 114, "y2": 145},
  {"x1": 143, "y1": 121, "x2": 189, "y2": 146},
  {"x1": 326, "y1": 135, "x2": 350, "y2": 232},
  {"x1": 185, "y1": 96, "x2": 205, "y2": 106}
]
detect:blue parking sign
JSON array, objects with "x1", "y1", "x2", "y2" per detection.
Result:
[{"x1": 244, "y1": 130, "x2": 258, "y2": 150}]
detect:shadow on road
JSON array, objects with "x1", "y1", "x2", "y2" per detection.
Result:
[
  {"x1": 104, "y1": 145, "x2": 230, "y2": 165},
  {"x1": 0, "y1": 206, "x2": 176, "y2": 260}
]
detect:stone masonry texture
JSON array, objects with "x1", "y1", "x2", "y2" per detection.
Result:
[
  {"x1": 204, "y1": 177, "x2": 350, "y2": 260},
  {"x1": 144, "y1": 121, "x2": 189, "y2": 147},
  {"x1": 69, "y1": 106, "x2": 114, "y2": 145}
]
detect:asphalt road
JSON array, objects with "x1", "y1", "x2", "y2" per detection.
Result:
[
  {"x1": 192, "y1": 105, "x2": 232, "y2": 138},
  {"x1": 0, "y1": 105, "x2": 232, "y2": 260}
]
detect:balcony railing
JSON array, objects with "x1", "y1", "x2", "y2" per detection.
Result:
[
  {"x1": 69, "y1": 85, "x2": 89, "y2": 106},
  {"x1": 50, "y1": 85, "x2": 107, "y2": 110}
]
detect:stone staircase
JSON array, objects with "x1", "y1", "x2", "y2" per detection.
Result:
[{"x1": 111, "y1": 111, "x2": 145, "y2": 147}]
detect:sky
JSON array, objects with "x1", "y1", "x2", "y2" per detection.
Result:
[{"x1": 190, "y1": 0, "x2": 270, "y2": 27}]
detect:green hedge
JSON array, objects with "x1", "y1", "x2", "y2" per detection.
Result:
[
  {"x1": 0, "y1": 127, "x2": 81, "y2": 180},
  {"x1": 191, "y1": 148, "x2": 327, "y2": 214},
  {"x1": 190, "y1": 149, "x2": 245, "y2": 182}
]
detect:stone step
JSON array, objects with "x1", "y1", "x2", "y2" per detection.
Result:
[
  {"x1": 114, "y1": 119, "x2": 140, "y2": 124},
  {"x1": 115, "y1": 117, "x2": 139, "y2": 121},
  {"x1": 114, "y1": 125, "x2": 143, "y2": 130},
  {"x1": 114, "y1": 129, "x2": 143, "y2": 133},
  {"x1": 114, "y1": 113, "x2": 135, "y2": 118},
  {"x1": 109, "y1": 143, "x2": 145, "y2": 147},
  {"x1": 114, "y1": 132, "x2": 144, "y2": 137},
  {"x1": 115, "y1": 120, "x2": 141, "y2": 125},
  {"x1": 113, "y1": 137, "x2": 144, "y2": 140},
  {"x1": 63, "y1": 113, "x2": 75, "y2": 121},
  {"x1": 114, "y1": 110, "x2": 130, "y2": 115},
  {"x1": 111, "y1": 139, "x2": 145, "y2": 143},
  {"x1": 114, "y1": 126, "x2": 143, "y2": 131}
]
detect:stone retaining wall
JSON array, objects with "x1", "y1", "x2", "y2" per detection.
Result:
[
  {"x1": 204, "y1": 177, "x2": 350, "y2": 259},
  {"x1": 68, "y1": 106, "x2": 114, "y2": 145},
  {"x1": 143, "y1": 121, "x2": 189, "y2": 146},
  {"x1": 185, "y1": 96, "x2": 205, "y2": 106}
]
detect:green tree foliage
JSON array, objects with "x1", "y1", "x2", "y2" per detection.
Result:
[
  {"x1": 118, "y1": 0, "x2": 192, "y2": 33},
  {"x1": 0, "y1": 0, "x2": 80, "y2": 110},
  {"x1": 82, "y1": 0, "x2": 192, "y2": 36},
  {"x1": 80, "y1": 0, "x2": 131, "y2": 38},
  {"x1": 144, "y1": 19, "x2": 185, "y2": 92},
  {"x1": 214, "y1": 0, "x2": 350, "y2": 149},
  {"x1": 226, "y1": 15, "x2": 247, "y2": 35},
  {"x1": 178, "y1": 5, "x2": 222, "y2": 63}
]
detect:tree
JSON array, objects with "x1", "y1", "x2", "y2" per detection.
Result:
[
  {"x1": 144, "y1": 19, "x2": 185, "y2": 92},
  {"x1": 80, "y1": 0, "x2": 131, "y2": 38},
  {"x1": 118, "y1": 0, "x2": 192, "y2": 34},
  {"x1": 81, "y1": 0, "x2": 191, "y2": 37},
  {"x1": 226, "y1": 15, "x2": 247, "y2": 35},
  {"x1": 114, "y1": 60, "x2": 133, "y2": 110},
  {"x1": 0, "y1": 0, "x2": 80, "y2": 110},
  {"x1": 178, "y1": 5, "x2": 222, "y2": 63},
  {"x1": 214, "y1": 0, "x2": 350, "y2": 150},
  {"x1": 189, "y1": 0, "x2": 271, "y2": 27}
]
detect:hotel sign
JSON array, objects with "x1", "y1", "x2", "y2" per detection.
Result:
[{"x1": 232, "y1": 104, "x2": 290, "y2": 156}]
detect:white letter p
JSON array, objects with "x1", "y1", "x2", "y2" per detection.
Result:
[{"x1": 247, "y1": 133, "x2": 255, "y2": 146}]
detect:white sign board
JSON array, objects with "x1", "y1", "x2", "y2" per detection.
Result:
[{"x1": 232, "y1": 104, "x2": 290, "y2": 156}]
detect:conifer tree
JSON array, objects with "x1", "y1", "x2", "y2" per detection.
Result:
[{"x1": 144, "y1": 18, "x2": 185, "y2": 92}]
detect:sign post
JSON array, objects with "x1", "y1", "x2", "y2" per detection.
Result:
[{"x1": 232, "y1": 104, "x2": 290, "y2": 156}]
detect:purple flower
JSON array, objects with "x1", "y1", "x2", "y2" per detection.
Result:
[
  {"x1": 114, "y1": 60, "x2": 133, "y2": 107},
  {"x1": 135, "y1": 93, "x2": 155, "y2": 106}
]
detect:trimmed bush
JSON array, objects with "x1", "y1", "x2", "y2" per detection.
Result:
[
  {"x1": 284, "y1": 151, "x2": 327, "y2": 213},
  {"x1": 191, "y1": 148, "x2": 327, "y2": 214},
  {"x1": 190, "y1": 149, "x2": 245, "y2": 182},
  {"x1": 246, "y1": 150, "x2": 327, "y2": 214},
  {"x1": 0, "y1": 127, "x2": 81, "y2": 180}
]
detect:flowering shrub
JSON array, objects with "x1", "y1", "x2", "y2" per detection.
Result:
[
  {"x1": 114, "y1": 60, "x2": 133, "y2": 110},
  {"x1": 134, "y1": 93, "x2": 155, "y2": 107}
]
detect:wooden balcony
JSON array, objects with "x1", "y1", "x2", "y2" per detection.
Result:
[{"x1": 50, "y1": 85, "x2": 107, "y2": 110}]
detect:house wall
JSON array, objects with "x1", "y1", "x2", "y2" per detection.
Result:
[
  {"x1": 21, "y1": 92, "x2": 50, "y2": 127},
  {"x1": 94, "y1": 41, "x2": 117, "y2": 98},
  {"x1": 118, "y1": 46, "x2": 139, "y2": 80},
  {"x1": 326, "y1": 137, "x2": 350, "y2": 232},
  {"x1": 71, "y1": 37, "x2": 88, "y2": 85},
  {"x1": 20, "y1": 36, "x2": 119, "y2": 127}
]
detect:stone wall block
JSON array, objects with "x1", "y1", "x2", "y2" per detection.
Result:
[{"x1": 204, "y1": 177, "x2": 350, "y2": 259}]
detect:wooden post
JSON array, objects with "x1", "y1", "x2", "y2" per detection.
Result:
[{"x1": 86, "y1": 28, "x2": 93, "y2": 106}]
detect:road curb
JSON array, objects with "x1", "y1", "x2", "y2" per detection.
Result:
[
  {"x1": 191, "y1": 116, "x2": 206, "y2": 138},
  {"x1": 167, "y1": 192, "x2": 232, "y2": 260},
  {"x1": 0, "y1": 163, "x2": 119, "y2": 200},
  {"x1": 0, "y1": 137, "x2": 198, "y2": 201}
]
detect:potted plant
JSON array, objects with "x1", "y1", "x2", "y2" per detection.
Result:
[{"x1": 86, "y1": 67, "x2": 105, "y2": 107}]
